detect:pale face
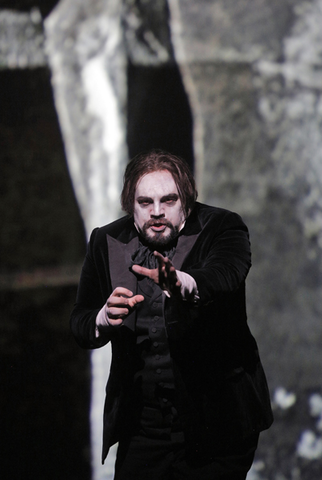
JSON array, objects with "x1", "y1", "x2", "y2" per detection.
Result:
[{"x1": 133, "y1": 170, "x2": 186, "y2": 247}]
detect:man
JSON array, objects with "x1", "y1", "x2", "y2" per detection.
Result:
[{"x1": 71, "y1": 150, "x2": 273, "y2": 479}]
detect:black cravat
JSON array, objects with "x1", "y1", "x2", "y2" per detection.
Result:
[{"x1": 130, "y1": 242, "x2": 176, "y2": 270}]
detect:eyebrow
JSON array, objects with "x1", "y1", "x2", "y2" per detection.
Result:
[
  {"x1": 136, "y1": 193, "x2": 179, "y2": 203},
  {"x1": 137, "y1": 196, "x2": 153, "y2": 203},
  {"x1": 161, "y1": 194, "x2": 179, "y2": 202}
]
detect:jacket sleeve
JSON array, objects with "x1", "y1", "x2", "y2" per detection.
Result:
[
  {"x1": 70, "y1": 228, "x2": 114, "y2": 349},
  {"x1": 185, "y1": 211, "x2": 251, "y2": 306}
]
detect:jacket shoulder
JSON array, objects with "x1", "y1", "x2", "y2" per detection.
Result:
[
  {"x1": 192, "y1": 202, "x2": 247, "y2": 230},
  {"x1": 90, "y1": 215, "x2": 134, "y2": 244}
]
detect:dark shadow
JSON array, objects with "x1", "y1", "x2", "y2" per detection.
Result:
[
  {"x1": 0, "y1": 67, "x2": 89, "y2": 479},
  {"x1": 0, "y1": 1, "x2": 59, "y2": 17},
  {"x1": 0, "y1": 287, "x2": 91, "y2": 480},
  {"x1": 127, "y1": 63, "x2": 194, "y2": 171}
]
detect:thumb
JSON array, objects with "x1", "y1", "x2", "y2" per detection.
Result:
[{"x1": 128, "y1": 294, "x2": 144, "y2": 308}]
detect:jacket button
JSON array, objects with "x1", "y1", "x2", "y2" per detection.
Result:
[
  {"x1": 156, "y1": 368, "x2": 162, "y2": 374},
  {"x1": 153, "y1": 342, "x2": 159, "y2": 348},
  {"x1": 151, "y1": 327, "x2": 157, "y2": 333}
]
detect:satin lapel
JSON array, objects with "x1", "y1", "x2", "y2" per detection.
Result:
[
  {"x1": 172, "y1": 233, "x2": 200, "y2": 270},
  {"x1": 106, "y1": 234, "x2": 139, "y2": 332}
]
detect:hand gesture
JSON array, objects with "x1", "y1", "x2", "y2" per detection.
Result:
[
  {"x1": 106, "y1": 287, "x2": 144, "y2": 326},
  {"x1": 131, "y1": 251, "x2": 181, "y2": 296}
]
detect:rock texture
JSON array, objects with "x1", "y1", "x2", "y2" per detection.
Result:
[
  {"x1": 45, "y1": 0, "x2": 128, "y2": 234},
  {"x1": 168, "y1": 1, "x2": 322, "y2": 478},
  {"x1": 3, "y1": 0, "x2": 321, "y2": 479},
  {"x1": 0, "y1": 8, "x2": 46, "y2": 68}
]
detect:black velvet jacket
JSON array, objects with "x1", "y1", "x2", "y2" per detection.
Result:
[{"x1": 70, "y1": 202, "x2": 273, "y2": 464}]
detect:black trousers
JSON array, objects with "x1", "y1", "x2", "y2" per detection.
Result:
[{"x1": 114, "y1": 430, "x2": 259, "y2": 480}]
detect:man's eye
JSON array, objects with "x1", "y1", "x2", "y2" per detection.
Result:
[{"x1": 164, "y1": 198, "x2": 177, "y2": 205}]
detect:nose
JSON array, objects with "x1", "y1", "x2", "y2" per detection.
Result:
[{"x1": 151, "y1": 201, "x2": 164, "y2": 218}]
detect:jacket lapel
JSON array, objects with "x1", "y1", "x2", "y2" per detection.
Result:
[
  {"x1": 172, "y1": 205, "x2": 202, "y2": 269},
  {"x1": 172, "y1": 233, "x2": 200, "y2": 270},
  {"x1": 106, "y1": 233, "x2": 139, "y2": 331}
]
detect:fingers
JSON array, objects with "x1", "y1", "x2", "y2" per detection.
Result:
[
  {"x1": 128, "y1": 294, "x2": 145, "y2": 308},
  {"x1": 154, "y1": 251, "x2": 174, "y2": 276},
  {"x1": 132, "y1": 264, "x2": 154, "y2": 278},
  {"x1": 131, "y1": 264, "x2": 159, "y2": 284},
  {"x1": 106, "y1": 288, "x2": 144, "y2": 325},
  {"x1": 112, "y1": 287, "x2": 135, "y2": 298},
  {"x1": 107, "y1": 317, "x2": 123, "y2": 327},
  {"x1": 154, "y1": 251, "x2": 172, "y2": 274},
  {"x1": 153, "y1": 251, "x2": 166, "y2": 263},
  {"x1": 131, "y1": 253, "x2": 179, "y2": 295},
  {"x1": 154, "y1": 252, "x2": 180, "y2": 295}
]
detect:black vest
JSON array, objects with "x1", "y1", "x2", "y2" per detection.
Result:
[{"x1": 134, "y1": 277, "x2": 181, "y2": 438}]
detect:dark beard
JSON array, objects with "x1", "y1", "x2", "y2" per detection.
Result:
[{"x1": 138, "y1": 219, "x2": 180, "y2": 249}]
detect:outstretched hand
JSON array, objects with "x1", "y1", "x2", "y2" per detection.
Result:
[
  {"x1": 132, "y1": 251, "x2": 181, "y2": 296},
  {"x1": 106, "y1": 287, "x2": 144, "y2": 326}
]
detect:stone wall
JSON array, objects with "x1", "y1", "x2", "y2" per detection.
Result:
[
  {"x1": 2, "y1": 1, "x2": 322, "y2": 479},
  {"x1": 168, "y1": 1, "x2": 322, "y2": 478}
]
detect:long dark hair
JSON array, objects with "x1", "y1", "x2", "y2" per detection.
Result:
[{"x1": 121, "y1": 150, "x2": 198, "y2": 216}]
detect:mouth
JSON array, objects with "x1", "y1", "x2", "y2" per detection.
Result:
[{"x1": 150, "y1": 224, "x2": 167, "y2": 232}]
